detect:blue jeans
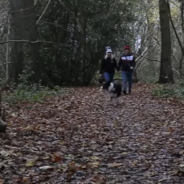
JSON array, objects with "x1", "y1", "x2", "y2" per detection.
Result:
[
  {"x1": 121, "y1": 71, "x2": 133, "y2": 92},
  {"x1": 103, "y1": 72, "x2": 114, "y2": 82}
]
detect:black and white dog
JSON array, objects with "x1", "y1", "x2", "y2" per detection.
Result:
[{"x1": 101, "y1": 80, "x2": 122, "y2": 106}]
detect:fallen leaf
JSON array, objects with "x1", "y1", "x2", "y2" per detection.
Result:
[
  {"x1": 39, "y1": 166, "x2": 53, "y2": 170},
  {"x1": 0, "y1": 151, "x2": 9, "y2": 157},
  {"x1": 1, "y1": 84, "x2": 184, "y2": 183},
  {"x1": 108, "y1": 163, "x2": 123, "y2": 168},
  {"x1": 92, "y1": 175, "x2": 106, "y2": 184},
  {"x1": 91, "y1": 156, "x2": 101, "y2": 160},
  {"x1": 22, "y1": 177, "x2": 30, "y2": 183},
  {"x1": 52, "y1": 154, "x2": 62, "y2": 163},
  {"x1": 25, "y1": 160, "x2": 35, "y2": 167}
]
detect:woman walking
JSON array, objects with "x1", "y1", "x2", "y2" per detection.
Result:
[{"x1": 99, "y1": 47, "x2": 118, "y2": 83}]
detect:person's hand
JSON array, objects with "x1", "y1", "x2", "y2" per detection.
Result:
[{"x1": 130, "y1": 66, "x2": 134, "y2": 70}]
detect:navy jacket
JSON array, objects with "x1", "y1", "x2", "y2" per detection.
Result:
[{"x1": 118, "y1": 54, "x2": 135, "y2": 72}]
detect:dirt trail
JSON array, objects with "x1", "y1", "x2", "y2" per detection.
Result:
[{"x1": 1, "y1": 84, "x2": 184, "y2": 184}]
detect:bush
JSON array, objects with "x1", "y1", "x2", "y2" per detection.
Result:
[
  {"x1": 2, "y1": 71, "x2": 66, "y2": 105},
  {"x1": 152, "y1": 83, "x2": 184, "y2": 99}
]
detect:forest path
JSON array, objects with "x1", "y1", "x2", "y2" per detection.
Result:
[{"x1": 1, "y1": 83, "x2": 184, "y2": 183}]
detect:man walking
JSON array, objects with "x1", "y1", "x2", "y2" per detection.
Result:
[{"x1": 118, "y1": 46, "x2": 135, "y2": 94}]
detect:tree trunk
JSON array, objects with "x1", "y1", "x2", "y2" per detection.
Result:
[
  {"x1": 9, "y1": 0, "x2": 41, "y2": 82},
  {"x1": 180, "y1": 0, "x2": 184, "y2": 77},
  {"x1": 0, "y1": 92, "x2": 6, "y2": 133},
  {"x1": 147, "y1": 0, "x2": 155, "y2": 77},
  {"x1": 158, "y1": 0, "x2": 174, "y2": 83}
]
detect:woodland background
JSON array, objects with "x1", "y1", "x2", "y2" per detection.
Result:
[
  {"x1": 2, "y1": 1, "x2": 184, "y2": 183},
  {"x1": 0, "y1": 0, "x2": 183, "y2": 88}
]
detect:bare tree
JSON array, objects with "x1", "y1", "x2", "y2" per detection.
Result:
[
  {"x1": 9, "y1": 0, "x2": 40, "y2": 82},
  {"x1": 0, "y1": 93, "x2": 6, "y2": 132},
  {"x1": 0, "y1": 0, "x2": 9, "y2": 78},
  {"x1": 158, "y1": 0, "x2": 174, "y2": 83}
]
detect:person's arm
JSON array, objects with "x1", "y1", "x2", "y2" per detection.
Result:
[
  {"x1": 99, "y1": 59, "x2": 104, "y2": 74},
  {"x1": 133, "y1": 57, "x2": 136, "y2": 67},
  {"x1": 130, "y1": 56, "x2": 136, "y2": 68},
  {"x1": 130, "y1": 56, "x2": 135, "y2": 70}
]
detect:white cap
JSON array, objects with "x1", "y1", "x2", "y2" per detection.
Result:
[{"x1": 106, "y1": 48, "x2": 112, "y2": 53}]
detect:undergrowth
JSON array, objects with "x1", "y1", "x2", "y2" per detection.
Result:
[
  {"x1": 152, "y1": 82, "x2": 184, "y2": 99},
  {"x1": 1, "y1": 71, "x2": 66, "y2": 105}
]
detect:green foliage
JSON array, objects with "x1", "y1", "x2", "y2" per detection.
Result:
[
  {"x1": 139, "y1": 75, "x2": 158, "y2": 84},
  {"x1": 152, "y1": 82, "x2": 184, "y2": 99},
  {"x1": 36, "y1": 0, "x2": 138, "y2": 86},
  {"x1": 2, "y1": 71, "x2": 65, "y2": 105},
  {"x1": 3, "y1": 85, "x2": 64, "y2": 105},
  {"x1": 152, "y1": 84, "x2": 174, "y2": 97}
]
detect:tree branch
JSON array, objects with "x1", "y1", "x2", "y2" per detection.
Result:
[
  {"x1": 135, "y1": 48, "x2": 148, "y2": 62},
  {"x1": 36, "y1": 0, "x2": 52, "y2": 25},
  {"x1": 167, "y1": 0, "x2": 184, "y2": 55},
  {"x1": 0, "y1": 40, "x2": 53, "y2": 44},
  {"x1": 58, "y1": 0, "x2": 83, "y2": 34},
  {"x1": 38, "y1": 21, "x2": 70, "y2": 32},
  {"x1": 135, "y1": 44, "x2": 158, "y2": 70},
  {"x1": 0, "y1": 62, "x2": 11, "y2": 68},
  {"x1": 135, "y1": 53, "x2": 180, "y2": 78},
  {"x1": 34, "y1": 0, "x2": 39, "y2": 6}
]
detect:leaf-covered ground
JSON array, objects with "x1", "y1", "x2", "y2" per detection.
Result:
[{"x1": 1, "y1": 83, "x2": 184, "y2": 184}]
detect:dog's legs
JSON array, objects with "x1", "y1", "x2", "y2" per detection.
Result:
[
  {"x1": 109, "y1": 93, "x2": 112, "y2": 102},
  {"x1": 114, "y1": 98, "x2": 117, "y2": 106},
  {"x1": 114, "y1": 94, "x2": 119, "y2": 106},
  {"x1": 112, "y1": 97, "x2": 114, "y2": 106},
  {"x1": 116, "y1": 98, "x2": 119, "y2": 106},
  {"x1": 112, "y1": 98, "x2": 116, "y2": 106},
  {"x1": 110, "y1": 95, "x2": 115, "y2": 106},
  {"x1": 110, "y1": 97, "x2": 116, "y2": 106},
  {"x1": 100, "y1": 86, "x2": 103, "y2": 92},
  {"x1": 113, "y1": 98, "x2": 116, "y2": 106}
]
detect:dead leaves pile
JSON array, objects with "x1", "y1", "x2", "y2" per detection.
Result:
[{"x1": 1, "y1": 84, "x2": 184, "y2": 183}]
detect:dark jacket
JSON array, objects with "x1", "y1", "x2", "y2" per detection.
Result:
[
  {"x1": 100, "y1": 56, "x2": 118, "y2": 74},
  {"x1": 118, "y1": 54, "x2": 135, "y2": 72}
]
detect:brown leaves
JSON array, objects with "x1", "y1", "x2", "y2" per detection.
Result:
[
  {"x1": 25, "y1": 160, "x2": 35, "y2": 167},
  {"x1": 90, "y1": 175, "x2": 107, "y2": 183},
  {"x1": 1, "y1": 84, "x2": 184, "y2": 183},
  {"x1": 107, "y1": 162, "x2": 123, "y2": 168},
  {"x1": 51, "y1": 154, "x2": 63, "y2": 163}
]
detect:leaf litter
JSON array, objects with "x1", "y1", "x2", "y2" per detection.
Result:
[{"x1": 1, "y1": 84, "x2": 184, "y2": 183}]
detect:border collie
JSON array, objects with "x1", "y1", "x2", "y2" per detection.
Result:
[{"x1": 101, "y1": 80, "x2": 122, "y2": 106}]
